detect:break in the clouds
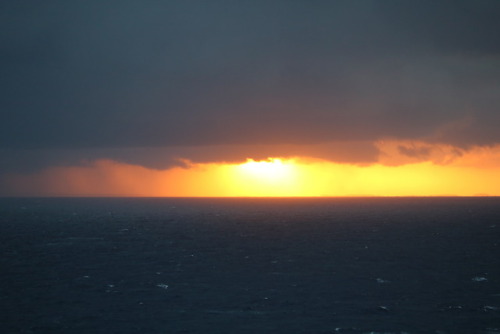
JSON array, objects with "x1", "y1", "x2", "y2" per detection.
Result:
[{"x1": 1, "y1": 1, "x2": 500, "y2": 171}]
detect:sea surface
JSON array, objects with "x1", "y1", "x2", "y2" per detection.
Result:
[{"x1": 1, "y1": 197, "x2": 499, "y2": 334}]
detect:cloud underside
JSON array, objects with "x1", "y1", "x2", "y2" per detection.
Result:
[
  {"x1": 2, "y1": 143, "x2": 500, "y2": 197},
  {"x1": 0, "y1": 140, "x2": 489, "y2": 177}
]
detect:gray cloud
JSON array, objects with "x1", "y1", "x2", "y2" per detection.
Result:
[
  {"x1": 0, "y1": 141, "x2": 380, "y2": 174},
  {"x1": 1, "y1": 1, "x2": 500, "y2": 169},
  {"x1": 397, "y1": 145, "x2": 432, "y2": 159}
]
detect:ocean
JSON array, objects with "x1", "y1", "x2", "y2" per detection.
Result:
[{"x1": 1, "y1": 197, "x2": 499, "y2": 333}]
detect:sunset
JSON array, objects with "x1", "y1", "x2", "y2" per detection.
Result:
[
  {"x1": 3, "y1": 142, "x2": 500, "y2": 197},
  {"x1": 1, "y1": 2, "x2": 500, "y2": 333},
  {"x1": 1, "y1": 2, "x2": 500, "y2": 198}
]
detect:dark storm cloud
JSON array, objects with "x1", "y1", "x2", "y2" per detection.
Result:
[{"x1": 1, "y1": 1, "x2": 500, "y2": 169}]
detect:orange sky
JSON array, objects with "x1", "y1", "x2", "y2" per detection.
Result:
[{"x1": 2, "y1": 141, "x2": 500, "y2": 197}]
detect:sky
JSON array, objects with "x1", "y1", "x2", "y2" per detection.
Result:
[{"x1": 1, "y1": 0, "x2": 500, "y2": 196}]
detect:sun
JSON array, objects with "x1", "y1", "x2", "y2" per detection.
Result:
[
  {"x1": 229, "y1": 158, "x2": 301, "y2": 196},
  {"x1": 239, "y1": 158, "x2": 294, "y2": 181}
]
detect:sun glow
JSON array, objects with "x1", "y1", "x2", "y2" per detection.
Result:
[
  {"x1": 238, "y1": 158, "x2": 291, "y2": 179},
  {"x1": 230, "y1": 158, "x2": 301, "y2": 196},
  {"x1": 3, "y1": 144, "x2": 500, "y2": 197}
]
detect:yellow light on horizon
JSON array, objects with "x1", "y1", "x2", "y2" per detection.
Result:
[
  {"x1": 228, "y1": 158, "x2": 303, "y2": 196},
  {"x1": 3, "y1": 144, "x2": 500, "y2": 197},
  {"x1": 238, "y1": 158, "x2": 294, "y2": 182}
]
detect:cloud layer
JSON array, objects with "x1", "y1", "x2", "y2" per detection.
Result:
[{"x1": 1, "y1": 1, "x2": 500, "y2": 173}]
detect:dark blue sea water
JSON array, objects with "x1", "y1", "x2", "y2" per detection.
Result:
[{"x1": 1, "y1": 197, "x2": 499, "y2": 334}]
